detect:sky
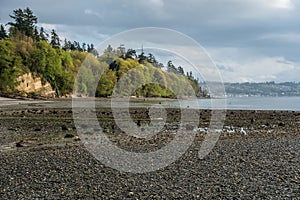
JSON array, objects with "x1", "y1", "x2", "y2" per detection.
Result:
[{"x1": 0, "y1": 0, "x2": 299, "y2": 83}]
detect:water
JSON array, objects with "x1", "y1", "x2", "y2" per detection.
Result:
[
  {"x1": 1, "y1": 96, "x2": 300, "y2": 111},
  {"x1": 170, "y1": 96, "x2": 300, "y2": 111}
]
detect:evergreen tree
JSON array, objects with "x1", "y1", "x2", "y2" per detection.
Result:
[
  {"x1": 177, "y1": 66, "x2": 184, "y2": 75},
  {"x1": 62, "y1": 39, "x2": 69, "y2": 50},
  {"x1": 89, "y1": 44, "x2": 99, "y2": 57},
  {"x1": 39, "y1": 27, "x2": 48, "y2": 41},
  {"x1": 8, "y1": 7, "x2": 37, "y2": 37},
  {"x1": 158, "y1": 63, "x2": 164, "y2": 69},
  {"x1": 69, "y1": 41, "x2": 75, "y2": 51},
  {"x1": 82, "y1": 42, "x2": 87, "y2": 52},
  {"x1": 147, "y1": 53, "x2": 154, "y2": 63},
  {"x1": 167, "y1": 60, "x2": 177, "y2": 73},
  {"x1": 138, "y1": 52, "x2": 147, "y2": 64},
  {"x1": 147, "y1": 53, "x2": 160, "y2": 67},
  {"x1": 0, "y1": 24, "x2": 8, "y2": 39},
  {"x1": 188, "y1": 71, "x2": 193, "y2": 78},
  {"x1": 105, "y1": 44, "x2": 113, "y2": 53},
  {"x1": 125, "y1": 49, "x2": 136, "y2": 59},
  {"x1": 74, "y1": 41, "x2": 82, "y2": 51},
  {"x1": 87, "y1": 44, "x2": 92, "y2": 53},
  {"x1": 33, "y1": 27, "x2": 39, "y2": 41},
  {"x1": 50, "y1": 29, "x2": 60, "y2": 48}
]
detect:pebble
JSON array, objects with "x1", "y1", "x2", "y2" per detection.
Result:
[{"x1": 0, "y1": 107, "x2": 299, "y2": 199}]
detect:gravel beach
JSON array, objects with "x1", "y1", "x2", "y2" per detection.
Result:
[{"x1": 0, "y1": 99, "x2": 299, "y2": 199}]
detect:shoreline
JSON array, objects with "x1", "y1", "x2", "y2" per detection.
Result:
[{"x1": 2, "y1": 95, "x2": 300, "y2": 112}]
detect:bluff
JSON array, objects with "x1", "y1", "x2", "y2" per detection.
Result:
[{"x1": 16, "y1": 73, "x2": 56, "y2": 98}]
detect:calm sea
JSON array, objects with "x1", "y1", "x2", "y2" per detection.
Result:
[
  {"x1": 170, "y1": 96, "x2": 300, "y2": 111},
  {"x1": 1, "y1": 96, "x2": 300, "y2": 111}
]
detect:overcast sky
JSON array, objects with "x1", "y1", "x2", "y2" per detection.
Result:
[{"x1": 1, "y1": 0, "x2": 299, "y2": 83}]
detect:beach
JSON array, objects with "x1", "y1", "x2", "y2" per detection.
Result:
[{"x1": 0, "y1": 98, "x2": 299, "y2": 199}]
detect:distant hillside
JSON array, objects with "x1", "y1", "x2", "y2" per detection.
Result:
[{"x1": 224, "y1": 82, "x2": 300, "y2": 97}]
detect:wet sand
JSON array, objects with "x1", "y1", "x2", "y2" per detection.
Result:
[{"x1": 0, "y1": 99, "x2": 299, "y2": 199}]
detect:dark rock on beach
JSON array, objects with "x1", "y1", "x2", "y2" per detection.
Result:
[{"x1": 0, "y1": 102, "x2": 299, "y2": 199}]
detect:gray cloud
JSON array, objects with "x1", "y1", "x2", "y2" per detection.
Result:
[{"x1": 0, "y1": 0, "x2": 299, "y2": 82}]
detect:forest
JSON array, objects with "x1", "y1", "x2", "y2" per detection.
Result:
[{"x1": 0, "y1": 7, "x2": 202, "y2": 98}]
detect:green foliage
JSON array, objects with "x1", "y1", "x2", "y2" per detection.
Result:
[
  {"x1": 0, "y1": 39, "x2": 22, "y2": 92},
  {"x1": 74, "y1": 55, "x2": 105, "y2": 96},
  {"x1": 109, "y1": 57, "x2": 197, "y2": 98},
  {"x1": 96, "y1": 68, "x2": 117, "y2": 97},
  {"x1": 0, "y1": 24, "x2": 8, "y2": 39},
  {"x1": 50, "y1": 29, "x2": 60, "y2": 48},
  {"x1": 8, "y1": 7, "x2": 37, "y2": 38},
  {"x1": 39, "y1": 27, "x2": 48, "y2": 41},
  {"x1": 0, "y1": 7, "x2": 202, "y2": 98}
]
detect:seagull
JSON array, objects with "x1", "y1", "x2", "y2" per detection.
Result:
[{"x1": 240, "y1": 127, "x2": 247, "y2": 135}]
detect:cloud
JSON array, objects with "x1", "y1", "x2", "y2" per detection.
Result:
[
  {"x1": 146, "y1": 0, "x2": 164, "y2": 8},
  {"x1": 38, "y1": 23, "x2": 56, "y2": 31},
  {"x1": 267, "y1": 0, "x2": 295, "y2": 9},
  {"x1": 277, "y1": 62, "x2": 300, "y2": 82},
  {"x1": 259, "y1": 33, "x2": 300, "y2": 43},
  {"x1": 36, "y1": 23, "x2": 109, "y2": 44},
  {"x1": 215, "y1": 54, "x2": 297, "y2": 82},
  {"x1": 84, "y1": 9, "x2": 103, "y2": 19},
  {"x1": 1, "y1": 0, "x2": 300, "y2": 82}
]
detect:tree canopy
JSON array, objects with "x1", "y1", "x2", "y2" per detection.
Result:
[
  {"x1": 8, "y1": 7, "x2": 38, "y2": 38},
  {"x1": 0, "y1": 7, "x2": 203, "y2": 98}
]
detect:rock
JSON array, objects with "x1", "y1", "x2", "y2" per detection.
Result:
[
  {"x1": 15, "y1": 140, "x2": 33, "y2": 148},
  {"x1": 128, "y1": 191, "x2": 134, "y2": 196},
  {"x1": 15, "y1": 73, "x2": 55, "y2": 98},
  {"x1": 74, "y1": 136, "x2": 81, "y2": 141},
  {"x1": 186, "y1": 124, "x2": 194, "y2": 131},
  {"x1": 16, "y1": 141, "x2": 25, "y2": 148},
  {"x1": 64, "y1": 133, "x2": 75, "y2": 138},
  {"x1": 34, "y1": 128, "x2": 41, "y2": 131},
  {"x1": 62, "y1": 125, "x2": 72, "y2": 131}
]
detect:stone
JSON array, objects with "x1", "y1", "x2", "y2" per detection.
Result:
[
  {"x1": 64, "y1": 133, "x2": 75, "y2": 138},
  {"x1": 16, "y1": 141, "x2": 25, "y2": 148},
  {"x1": 74, "y1": 136, "x2": 81, "y2": 141},
  {"x1": 186, "y1": 124, "x2": 194, "y2": 130},
  {"x1": 62, "y1": 125, "x2": 71, "y2": 131}
]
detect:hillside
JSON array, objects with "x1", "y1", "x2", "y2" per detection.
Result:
[
  {"x1": 0, "y1": 7, "x2": 202, "y2": 98},
  {"x1": 224, "y1": 82, "x2": 300, "y2": 97}
]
